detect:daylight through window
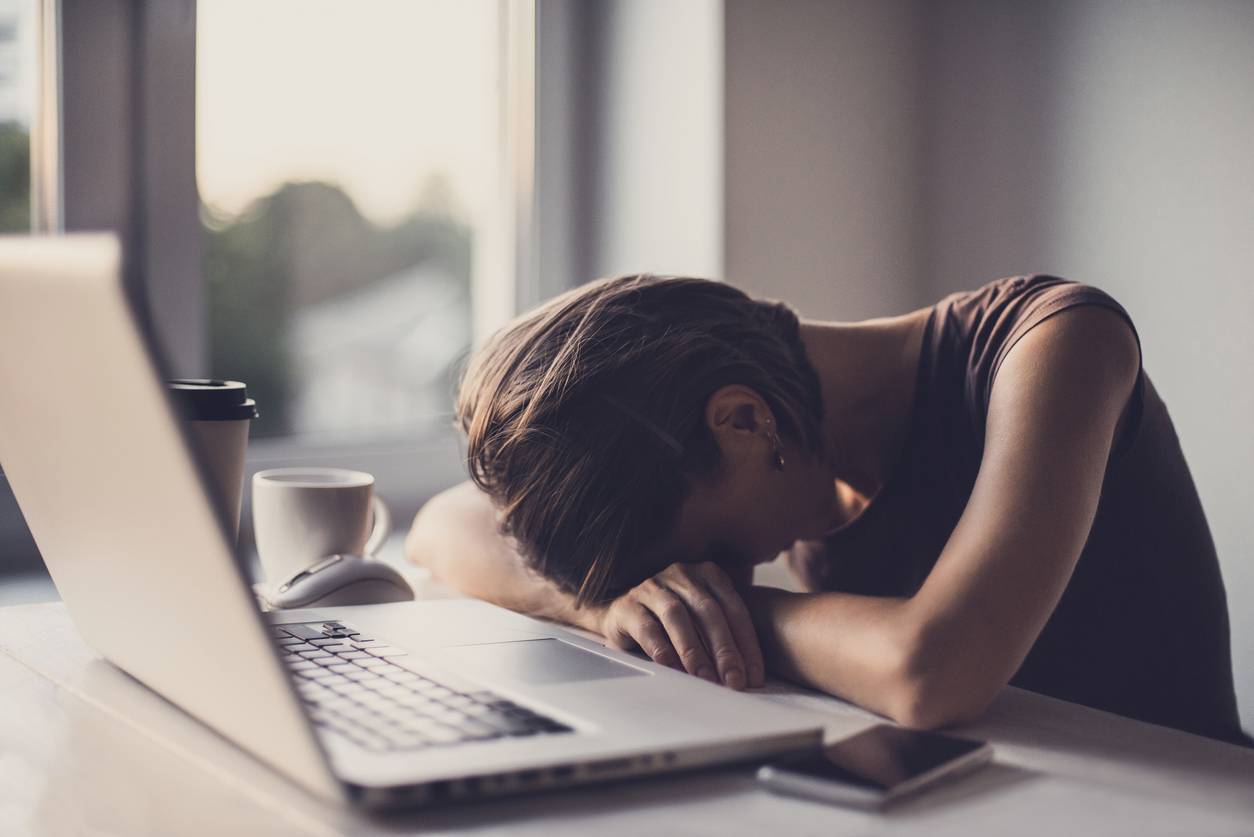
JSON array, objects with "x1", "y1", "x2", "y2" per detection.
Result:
[{"x1": 196, "y1": 0, "x2": 502, "y2": 441}]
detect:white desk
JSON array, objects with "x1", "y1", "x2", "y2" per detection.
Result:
[{"x1": 2, "y1": 596, "x2": 1253, "y2": 836}]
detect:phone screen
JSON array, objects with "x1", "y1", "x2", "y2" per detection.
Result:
[{"x1": 779, "y1": 725, "x2": 986, "y2": 792}]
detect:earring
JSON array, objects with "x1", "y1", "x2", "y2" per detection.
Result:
[{"x1": 765, "y1": 418, "x2": 786, "y2": 471}]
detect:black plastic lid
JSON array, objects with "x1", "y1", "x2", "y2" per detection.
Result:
[{"x1": 167, "y1": 379, "x2": 259, "y2": 421}]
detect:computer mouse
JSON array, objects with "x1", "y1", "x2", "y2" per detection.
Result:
[{"x1": 266, "y1": 553, "x2": 415, "y2": 610}]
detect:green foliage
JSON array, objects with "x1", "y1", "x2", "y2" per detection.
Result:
[
  {"x1": 0, "y1": 122, "x2": 31, "y2": 233},
  {"x1": 0, "y1": 122, "x2": 474, "y2": 438},
  {"x1": 202, "y1": 180, "x2": 472, "y2": 437},
  {"x1": 204, "y1": 197, "x2": 297, "y2": 436}
]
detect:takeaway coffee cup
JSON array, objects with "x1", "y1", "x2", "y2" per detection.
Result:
[
  {"x1": 167, "y1": 379, "x2": 258, "y2": 541},
  {"x1": 251, "y1": 468, "x2": 391, "y2": 587}
]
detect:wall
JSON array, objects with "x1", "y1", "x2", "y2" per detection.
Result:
[
  {"x1": 725, "y1": 0, "x2": 1254, "y2": 731},
  {"x1": 1049, "y1": 0, "x2": 1254, "y2": 735},
  {"x1": 571, "y1": 0, "x2": 723, "y2": 283},
  {"x1": 725, "y1": 0, "x2": 923, "y2": 321}
]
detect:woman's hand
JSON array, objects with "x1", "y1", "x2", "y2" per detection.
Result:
[{"x1": 594, "y1": 562, "x2": 765, "y2": 690}]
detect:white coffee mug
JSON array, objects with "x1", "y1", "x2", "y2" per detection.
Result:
[{"x1": 251, "y1": 467, "x2": 390, "y2": 586}]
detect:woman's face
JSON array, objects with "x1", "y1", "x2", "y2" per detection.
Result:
[{"x1": 656, "y1": 431, "x2": 838, "y2": 574}]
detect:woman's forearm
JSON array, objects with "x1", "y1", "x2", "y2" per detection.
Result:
[
  {"x1": 747, "y1": 586, "x2": 932, "y2": 725},
  {"x1": 405, "y1": 482, "x2": 603, "y2": 632}
]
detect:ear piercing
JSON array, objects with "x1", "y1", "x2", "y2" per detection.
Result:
[{"x1": 765, "y1": 417, "x2": 786, "y2": 472}]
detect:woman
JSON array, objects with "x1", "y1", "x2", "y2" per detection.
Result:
[{"x1": 406, "y1": 273, "x2": 1248, "y2": 745}]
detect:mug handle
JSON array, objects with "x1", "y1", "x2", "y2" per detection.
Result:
[{"x1": 364, "y1": 496, "x2": 391, "y2": 557}]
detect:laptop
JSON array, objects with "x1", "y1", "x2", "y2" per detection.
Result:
[{"x1": 0, "y1": 234, "x2": 822, "y2": 807}]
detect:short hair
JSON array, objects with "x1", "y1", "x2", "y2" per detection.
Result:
[{"x1": 457, "y1": 274, "x2": 824, "y2": 606}]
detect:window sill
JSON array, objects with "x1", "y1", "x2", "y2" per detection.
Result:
[
  {"x1": 0, "y1": 423, "x2": 468, "y2": 576},
  {"x1": 242, "y1": 421, "x2": 468, "y2": 531}
]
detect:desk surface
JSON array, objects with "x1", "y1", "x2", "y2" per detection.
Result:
[{"x1": 3, "y1": 597, "x2": 1253, "y2": 836}]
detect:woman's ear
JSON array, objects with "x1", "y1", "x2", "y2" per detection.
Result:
[{"x1": 704, "y1": 385, "x2": 773, "y2": 460}]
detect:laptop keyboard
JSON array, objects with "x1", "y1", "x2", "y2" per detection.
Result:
[{"x1": 271, "y1": 621, "x2": 573, "y2": 752}]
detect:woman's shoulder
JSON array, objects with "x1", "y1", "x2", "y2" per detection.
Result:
[
  {"x1": 927, "y1": 274, "x2": 1141, "y2": 413},
  {"x1": 934, "y1": 274, "x2": 1133, "y2": 326}
]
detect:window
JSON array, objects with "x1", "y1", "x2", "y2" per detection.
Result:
[
  {"x1": 0, "y1": 0, "x2": 32, "y2": 234},
  {"x1": 0, "y1": 0, "x2": 42, "y2": 591},
  {"x1": 196, "y1": 1, "x2": 503, "y2": 443},
  {"x1": 2, "y1": 0, "x2": 539, "y2": 582}
]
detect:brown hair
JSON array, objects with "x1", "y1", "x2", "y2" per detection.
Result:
[{"x1": 457, "y1": 274, "x2": 824, "y2": 606}]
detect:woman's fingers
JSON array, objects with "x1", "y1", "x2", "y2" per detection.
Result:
[
  {"x1": 601, "y1": 562, "x2": 765, "y2": 691},
  {"x1": 638, "y1": 582, "x2": 719, "y2": 683},
  {"x1": 605, "y1": 602, "x2": 681, "y2": 670},
  {"x1": 697, "y1": 563, "x2": 766, "y2": 688},
  {"x1": 660, "y1": 566, "x2": 749, "y2": 690}
]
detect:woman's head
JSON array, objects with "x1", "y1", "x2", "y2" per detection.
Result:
[{"x1": 457, "y1": 274, "x2": 832, "y2": 606}]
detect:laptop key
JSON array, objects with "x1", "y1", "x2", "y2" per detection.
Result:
[
  {"x1": 313, "y1": 662, "x2": 348, "y2": 677},
  {"x1": 375, "y1": 668, "x2": 409, "y2": 680},
  {"x1": 351, "y1": 711, "x2": 391, "y2": 727},
  {"x1": 375, "y1": 684, "x2": 412, "y2": 697},
  {"x1": 279, "y1": 624, "x2": 326, "y2": 640},
  {"x1": 356, "y1": 693, "x2": 394, "y2": 708},
  {"x1": 380, "y1": 669, "x2": 420, "y2": 682},
  {"x1": 412, "y1": 681, "x2": 446, "y2": 694},
  {"x1": 417, "y1": 725, "x2": 467, "y2": 745},
  {"x1": 323, "y1": 721, "x2": 358, "y2": 741},
  {"x1": 324, "y1": 629, "x2": 359, "y2": 641},
  {"x1": 296, "y1": 668, "x2": 332, "y2": 680},
  {"x1": 297, "y1": 649, "x2": 331, "y2": 659}
]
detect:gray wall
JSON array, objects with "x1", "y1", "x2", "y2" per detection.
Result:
[
  {"x1": 545, "y1": 0, "x2": 723, "y2": 289},
  {"x1": 725, "y1": 0, "x2": 921, "y2": 321},
  {"x1": 726, "y1": 0, "x2": 1254, "y2": 730}
]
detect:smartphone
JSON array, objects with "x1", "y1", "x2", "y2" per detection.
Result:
[{"x1": 756, "y1": 724, "x2": 993, "y2": 809}]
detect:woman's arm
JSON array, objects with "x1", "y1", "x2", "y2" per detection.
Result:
[
  {"x1": 748, "y1": 305, "x2": 1142, "y2": 727},
  {"x1": 406, "y1": 482, "x2": 765, "y2": 689},
  {"x1": 405, "y1": 481, "x2": 600, "y2": 630}
]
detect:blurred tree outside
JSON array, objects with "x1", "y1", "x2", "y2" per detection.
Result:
[
  {"x1": 0, "y1": 121, "x2": 29, "y2": 232},
  {"x1": 202, "y1": 177, "x2": 472, "y2": 438}
]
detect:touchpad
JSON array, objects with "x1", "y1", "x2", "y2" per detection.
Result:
[{"x1": 444, "y1": 638, "x2": 648, "y2": 685}]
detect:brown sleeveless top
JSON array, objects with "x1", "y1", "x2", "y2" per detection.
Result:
[{"x1": 790, "y1": 275, "x2": 1248, "y2": 745}]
